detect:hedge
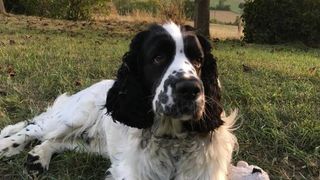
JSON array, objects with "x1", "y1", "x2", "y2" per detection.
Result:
[{"x1": 242, "y1": 0, "x2": 320, "y2": 46}]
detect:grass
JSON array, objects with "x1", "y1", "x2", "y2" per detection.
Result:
[
  {"x1": 216, "y1": 42, "x2": 320, "y2": 179},
  {"x1": 0, "y1": 14, "x2": 319, "y2": 179}
]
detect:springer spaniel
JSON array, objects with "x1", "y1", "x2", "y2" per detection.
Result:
[{"x1": 0, "y1": 22, "x2": 269, "y2": 180}]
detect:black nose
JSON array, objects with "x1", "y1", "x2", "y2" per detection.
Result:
[{"x1": 175, "y1": 80, "x2": 201, "y2": 100}]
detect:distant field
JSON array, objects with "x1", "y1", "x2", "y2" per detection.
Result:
[
  {"x1": 211, "y1": 0, "x2": 245, "y2": 13},
  {"x1": 0, "y1": 14, "x2": 319, "y2": 179},
  {"x1": 95, "y1": 14, "x2": 243, "y2": 40},
  {"x1": 210, "y1": 10, "x2": 241, "y2": 24}
]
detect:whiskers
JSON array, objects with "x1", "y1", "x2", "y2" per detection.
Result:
[{"x1": 204, "y1": 95, "x2": 223, "y2": 110}]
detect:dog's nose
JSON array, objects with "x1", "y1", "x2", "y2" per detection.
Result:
[{"x1": 175, "y1": 80, "x2": 201, "y2": 100}]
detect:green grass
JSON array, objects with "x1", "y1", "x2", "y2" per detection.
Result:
[
  {"x1": 216, "y1": 42, "x2": 320, "y2": 179},
  {"x1": 1, "y1": 15, "x2": 319, "y2": 179}
]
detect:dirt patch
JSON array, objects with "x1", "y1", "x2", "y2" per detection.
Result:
[
  {"x1": 0, "y1": 14, "x2": 242, "y2": 40},
  {"x1": 0, "y1": 14, "x2": 148, "y2": 38}
]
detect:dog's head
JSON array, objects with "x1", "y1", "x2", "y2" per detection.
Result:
[{"x1": 106, "y1": 22, "x2": 223, "y2": 133}]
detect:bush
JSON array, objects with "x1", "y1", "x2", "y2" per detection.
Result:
[
  {"x1": 113, "y1": 0, "x2": 194, "y2": 21},
  {"x1": 242, "y1": 0, "x2": 320, "y2": 46},
  {"x1": 157, "y1": 0, "x2": 186, "y2": 23},
  {"x1": 4, "y1": 0, "x2": 105, "y2": 20},
  {"x1": 184, "y1": 0, "x2": 195, "y2": 19},
  {"x1": 113, "y1": 0, "x2": 158, "y2": 15},
  {"x1": 4, "y1": 0, "x2": 195, "y2": 22},
  {"x1": 4, "y1": 0, "x2": 26, "y2": 14},
  {"x1": 210, "y1": 0, "x2": 231, "y2": 11}
]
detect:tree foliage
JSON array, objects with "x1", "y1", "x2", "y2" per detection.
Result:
[
  {"x1": 242, "y1": 0, "x2": 320, "y2": 46},
  {"x1": 210, "y1": 0, "x2": 231, "y2": 11},
  {"x1": 3, "y1": 0, "x2": 106, "y2": 20}
]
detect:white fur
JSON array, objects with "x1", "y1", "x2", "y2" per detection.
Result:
[{"x1": 153, "y1": 22, "x2": 198, "y2": 114}]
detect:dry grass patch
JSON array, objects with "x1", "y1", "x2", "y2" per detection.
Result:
[
  {"x1": 210, "y1": 24, "x2": 243, "y2": 40},
  {"x1": 210, "y1": 10, "x2": 241, "y2": 24}
]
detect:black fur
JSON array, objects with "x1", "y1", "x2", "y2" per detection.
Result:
[
  {"x1": 183, "y1": 30, "x2": 224, "y2": 133},
  {"x1": 106, "y1": 30, "x2": 154, "y2": 129}
]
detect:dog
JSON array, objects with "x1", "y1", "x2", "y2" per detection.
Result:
[{"x1": 0, "y1": 22, "x2": 269, "y2": 180}]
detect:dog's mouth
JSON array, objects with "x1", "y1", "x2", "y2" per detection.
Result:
[{"x1": 161, "y1": 96, "x2": 205, "y2": 121}]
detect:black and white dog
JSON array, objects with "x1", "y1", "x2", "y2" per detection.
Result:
[{"x1": 0, "y1": 22, "x2": 269, "y2": 180}]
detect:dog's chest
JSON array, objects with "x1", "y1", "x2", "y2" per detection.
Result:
[{"x1": 138, "y1": 134, "x2": 210, "y2": 180}]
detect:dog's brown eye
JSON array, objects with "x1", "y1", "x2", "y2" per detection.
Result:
[
  {"x1": 154, "y1": 55, "x2": 166, "y2": 65},
  {"x1": 192, "y1": 59, "x2": 202, "y2": 69}
]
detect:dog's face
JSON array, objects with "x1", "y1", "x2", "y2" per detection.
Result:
[
  {"x1": 106, "y1": 22, "x2": 223, "y2": 132},
  {"x1": 138, "y1": 24, "x2": 205, "y2": 121}
]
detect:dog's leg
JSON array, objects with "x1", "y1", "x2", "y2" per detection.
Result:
[
  {"x1": 1, "y1": 80, "x2": 112, "y2": 175},
  {"x1": 26, "y1": 132, "x2": 105, "y2": 174},
  {"x1": 0, "y1": 121, "x2": 29, "y2": 156},
  {"x1": 0, "y1": 121, "x2": 45, "y2": 157},
  {"x1": 0, "y1": 89, "x2": 105, "y2": 157},
  {"x1": 26, "y1": 140, "x2": 79, "y2": 174},
  {"x1": 0, "y1": 121, "x2": 28, "y2": 138},
  {"x1": 0, "y1": 107, "x2": 70, "y2": 157}
]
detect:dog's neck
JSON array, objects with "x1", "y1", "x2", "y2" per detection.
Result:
[
  {"x1": 151, "y1": 117, "x2": 183, "y2": 138},
  {"x1": 149, "y1": 115, "x2": 205, "y2": 139}
]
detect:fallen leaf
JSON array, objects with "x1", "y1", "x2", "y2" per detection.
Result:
[
  {"x1": 308, "y1": 67, "x2": 317, "y2": 75},
  {"x1": 9, "y1": 39, "x2": 16, "y2": 45},
  {"x1": 75, "y1": 80, "x2": 82, "y2": 86},
  {"x1": 7, "y1": 65, "x2": 16, "y2": 77},
  {"x1": 242, "y1": 64, "x2": 253, "y2": 73}
]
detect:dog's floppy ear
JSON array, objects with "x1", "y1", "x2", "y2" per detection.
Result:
[
  {"x1": 200, "y1": 36, "x2": 224, "y2": 131},
  {"x1": 106, "y1": 30, "x2": 154, "y2": 129},
  {"x1": 185, "y1": 34, "x2": 224, "y2": 133}
]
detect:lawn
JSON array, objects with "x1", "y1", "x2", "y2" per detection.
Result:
[{"x1": 0, "y1": 14, "x2": 319, "y2": 179}]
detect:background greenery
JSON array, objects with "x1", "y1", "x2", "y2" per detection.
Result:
[
  {"x1": 242, "y1": 0, "x2": 320, "y2": 46},
  {"x1": 4, "y1": 0, "x2": 320, "y2": 46},
  {"x1": 4, "y1": 0, "x2": 107, "y2": 20},
  {"x1": 210, "y1": 0, "x2": 244, "y2": 13}
]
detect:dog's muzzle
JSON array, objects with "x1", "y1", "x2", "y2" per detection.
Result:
[
  {"x1": 175, "y1": 79, "x2": 202, "y2": 100},
  {"x1": 156, "y1": 76, "x2": 205, "y2": 121}
]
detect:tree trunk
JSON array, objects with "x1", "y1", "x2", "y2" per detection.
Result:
[
  {"x1": 194, "y1": 0, "x2": 210, "y2": 38},
  {"x1": 0, "y1": 0, "x2": 6, "y2": 14}
]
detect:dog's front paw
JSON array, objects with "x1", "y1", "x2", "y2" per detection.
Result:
[
  {"x1": 25, "y1": 145, "x2": 51, "y2": 175},
  {"x1": 0, "y1": 137, "x2": 24, "y2": 157},
  {"x1": 26, "y1": 154, "x2": 46, "y2": 175}
]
